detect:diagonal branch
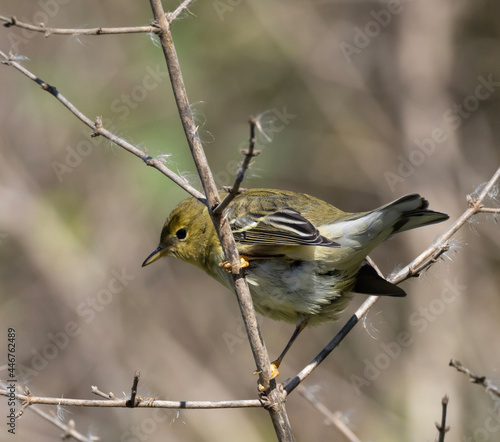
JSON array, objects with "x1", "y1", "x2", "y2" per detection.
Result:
[
  {"x1": 0, "y1": 382, "x2": 96, "y2": 442},
  {"x1": 149, "y1": 1, "x2": 293, "y2": 439},
  {"x1": 213, "y1": 117, "x2": 260, "y2": 215},
  {"x1": 450, "y1": 359, "x2": 500, "y2": 399},
  {"x1": 285, "y1": 166, "x2": 500, "y2": 394},
  {"x1": 0, "y1": 50, "x2": 205, "y2": 202},
  {"x1": 298, "y1": 385, "x2": 362, "y2": 442}
]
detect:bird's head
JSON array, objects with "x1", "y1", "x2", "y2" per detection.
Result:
[{"x1": 142, "y1": 197, "x2": 215, "y2": 269}]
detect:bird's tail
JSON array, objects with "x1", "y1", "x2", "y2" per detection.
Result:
[
  {"x1": 376, "y1": 194, "x2": 449, "y2": 235},
  {"x1": 321, "y1": 194, "x2": 448, "y2": 258}
]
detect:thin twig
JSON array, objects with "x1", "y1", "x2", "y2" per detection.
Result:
[
  {"x1": 449, "y1": 359, "x2": 500, "y2": 399},
  {"x1": 126, "y1": 371, "x2": 141, "y2": 408},
  {"x1": 477, "y1": 207, "x2": 500, "y2": 214},
  {"x1": 91, "y1": 386, "x2": 114, "y2": 400},
  {"x1": 435, "y1": 395, "x2": 450, "y2": 442},
  {"x1": 170, "y1": 0, "x2": 196, "y2": 20},
  {"x1": 0, "y1": 50, "x2": 205, "y2": 203},
  {"x1": 298, "y1": 385, "x2": 362, "y2": 442},
  {"x1": 285, "y1": 166, "x2": 500, "y2": 394},
  {"x1": 213, "y1": 117, "x2": 260, "y2": 215},
  {"x1": 0, "y1": 15, "x2": 157, "y2": 36}
]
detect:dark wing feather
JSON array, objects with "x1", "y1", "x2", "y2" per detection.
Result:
[{"x1": 231, "y1": 207, "x2": 339, "y2": 247}]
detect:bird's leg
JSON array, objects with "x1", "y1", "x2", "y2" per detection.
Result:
[
  {"x1": 269, "y1": 316, "x2": 309, "y2": 379},
  {"x1": 218, "y1": 256, "x2": 250, "y2": 272}
]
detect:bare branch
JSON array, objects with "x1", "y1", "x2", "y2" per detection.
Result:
[
  {"x1": 214, "y1": 117, "x2": 260, "y2": 215},
  {"x1": 0, "y1": 386, "x2": 262, "y2": 409},
  {"x1": 435, "y1": 395, "x2": 450, "y2": 442},
  {"x1": 170, "y1": 0, "x2": 196, "y2": 21},
  {"x1": 149, "y1": 1, "x2": 293, "y2": 439},
  {"x1": 285, "y1": 166, "x2": 500, "y2": 394},
  {"x1": 0, "y1": 14, "x2": 157, "y2": 36},
  {"x1": 449, "y1": 359, "x2": 500, "y2": 399},
  {"x1": 0, "y1": 382, "x2": 96, "y2": 442},
  {"x1": 298, "y1": 386, "x2": 362, "y2": 442},
  {"x1": 0, "y1": 50, "x2": 205, "y2": 203}
]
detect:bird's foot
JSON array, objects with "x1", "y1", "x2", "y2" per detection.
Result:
[
  {"x1": 219, "y1": 256, "x2": 250, "y2": 273},
  {"x1": 254, "y1": 361, "x2": 281, "y2": 392}
]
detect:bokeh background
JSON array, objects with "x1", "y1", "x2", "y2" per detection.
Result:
[{"x1": 1, "y1": 1, "x2": 500, "y2": 441}]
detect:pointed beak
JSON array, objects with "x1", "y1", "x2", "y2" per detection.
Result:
[{"x1": 142, "y1": 245, "x2": 168, "y2": 267}]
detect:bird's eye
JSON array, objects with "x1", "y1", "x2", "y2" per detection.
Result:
[{"x1": 175, "y1": 228, "x2": 187, "y2": 240}]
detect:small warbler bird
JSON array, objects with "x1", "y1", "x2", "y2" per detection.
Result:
[{"x1": 143, "y1": 189, "x2": 448, "y2": 375}]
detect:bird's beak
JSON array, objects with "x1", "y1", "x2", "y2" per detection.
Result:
[{"x1": 142, "y1": 245, "x2": 168, "y2": 267}]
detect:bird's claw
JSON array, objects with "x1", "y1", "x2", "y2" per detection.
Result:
[
  {"x1": 219, "y1": 257, "x2": 250, "y2": 273},
  {"x1": 255, "y1": 362, "x2": 281, "y2": 392}
]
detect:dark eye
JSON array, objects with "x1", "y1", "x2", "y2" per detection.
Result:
[{"x1": 176, "y1": 228, "x2": 187, "y2": 240}]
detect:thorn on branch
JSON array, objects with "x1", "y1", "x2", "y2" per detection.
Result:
[{"x1": 126, "y1": 371, "x2": 141, "y2": 408}]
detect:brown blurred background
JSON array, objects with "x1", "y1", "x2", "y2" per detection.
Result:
[{"x1": 1, "y1": 1, "x2": 500, "y2": 441}]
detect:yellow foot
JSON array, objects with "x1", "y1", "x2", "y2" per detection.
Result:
[
  {"x1": 254, "y1": 362, "x2": 281, "y2": 392},
  {"x1": 218, "y1": 257, "x2": 250, "y2": 273}
]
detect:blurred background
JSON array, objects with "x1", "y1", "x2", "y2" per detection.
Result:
[{"x1": 1, "y1": 0, "x2": 499, "y2": 441}]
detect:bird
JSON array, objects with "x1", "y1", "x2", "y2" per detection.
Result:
[{"x1": 142, "y1": 188, "x2": 448, "y2": 377}]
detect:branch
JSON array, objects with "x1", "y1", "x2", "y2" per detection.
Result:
[
  {"x1": 0, "y1": 386, "x2": 262, "y2": 409},
  {"x1": 1, "y1": 1, "x2": 291, "y2": 435},
  {"x1": 435, "y1": 395, "x2": 450, "y2": 442},
  {"x1": 0, "y1": 14, "x2": 157, "y2": 36},
  {"x1": 477, "y1": 207, "x2": 500, "y2": 214},
  {"x1": 149, "y1": 1, "x2": 293, "y2": 439},
  {"x1": 213, "y1": 117, "x2": 260, "y2": 215},
  {"x1": 297, "y1": 385, "x2": 362, "y2": 442},
  {"x1": 0, "y1": 50, "x2": 205, "y2": 203},
  {"x1": 285, "y1": 166, "x2": 500, "y2": 394},
  {"x1": 390, "y1": 166, "x2": 500, "y2": 282},
  {"x1": 449, "y1": 359, "x2": 500, "y2": 399},
  {"x1": 0, "y1": 382, "x2": 96, "y2": 442},
  {"x1": 30, "y1": 406, "x2": 97, "y2": 442}
]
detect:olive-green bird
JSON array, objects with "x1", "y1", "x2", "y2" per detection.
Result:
[{"x1": 143, "y1": 189, "x2": 448, "y2": 375}]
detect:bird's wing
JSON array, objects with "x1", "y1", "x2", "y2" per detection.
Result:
[{"x1": 230, "y1": 207, "x2": 339, "y2": 247}]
